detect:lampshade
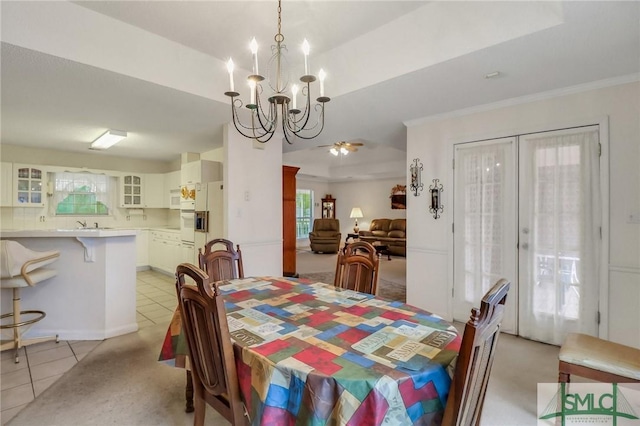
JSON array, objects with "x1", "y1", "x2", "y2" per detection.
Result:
[
  {"x1": 90, "y1": 130, "x2": 127, "y2": 150},
  {"x1": 350, "y1": 208, "x2": 363, "y2": 219}
]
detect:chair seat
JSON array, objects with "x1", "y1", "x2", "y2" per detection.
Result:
[
  {"x1": 0, "y1": 240, "x2": 60, "y2": 283},
  {"x1": 1, "y1": 268, "x2": 58, "y2": 289},
  {"x1": 559, "y1": 333, "x2": 640, "y2": 380}
]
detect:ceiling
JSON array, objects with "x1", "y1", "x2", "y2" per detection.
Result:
[{"x1": 1, "y1": 1, "x2": 638, "y2": 181}]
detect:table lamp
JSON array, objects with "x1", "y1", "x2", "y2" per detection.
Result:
[{"x1": 350, "y1": 207, "x2": 364, "y2": 233}]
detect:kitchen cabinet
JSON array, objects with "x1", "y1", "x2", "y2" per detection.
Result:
[
  {"x1": 14, "y1": 164, "x2": 46, "y2": 207},
  {"x1": 143, "y1": 173, "x2": 165, "y2": 208},
  {"x1": 149, "y1": 229, "x2": 182, "y2": 275},
  {"x1": 181, "y1": 160, "x2": 222, "y2": 185},
  {"x1": 135, "y1": 229, "x2": 149, "y2": 268},
  {"x1": 120, "y1": 174, "x2": 143, "y2": 207},
  {"x1": 165, "y1": 170, "x2": 181, "y2": 210},
  {"x1": 1, "y1": 162, "x2": 13, "y2": 207}
]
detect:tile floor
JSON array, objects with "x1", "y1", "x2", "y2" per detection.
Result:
[{"x1": 1, "y1": 269, "x2": 177, "y2": 425}]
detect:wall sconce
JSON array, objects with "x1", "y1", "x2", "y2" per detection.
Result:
[
  {"x1": 409, "y1": 158, "x2": 423, "y2": 197},
  {"x1": 429, "y1": 179, "x2": 444, "y2": 219}
]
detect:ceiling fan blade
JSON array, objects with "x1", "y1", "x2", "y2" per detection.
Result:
[
  {"x1": 346, "y1": 142, "x2": 364, "y2": 147},
  {"x1": 345, "y1": 146, "x2": 358, "y2": 152}
]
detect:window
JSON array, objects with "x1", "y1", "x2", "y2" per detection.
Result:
[
  {"x1": 296, "y1": 189, "x2": 313, "y2": 239},
  {"x1": 51, "y1": 172, "x2": 114, "y2": 215}
]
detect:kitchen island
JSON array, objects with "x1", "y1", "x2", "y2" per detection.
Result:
[{"x1": 1, "y1": 229, "x2": 138, "y2": 340}]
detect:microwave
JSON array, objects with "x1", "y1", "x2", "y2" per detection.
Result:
[
  {"x1": 180, "y1": 184, "x2": 196, "y2": 210},
  {"x1": 169, "y1": 189, "x2": 181, "y2": 210}
]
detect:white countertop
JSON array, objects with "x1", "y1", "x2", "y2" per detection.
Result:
[{"x1": 1, "y1": 228, "x2": 139, "y2": 238}]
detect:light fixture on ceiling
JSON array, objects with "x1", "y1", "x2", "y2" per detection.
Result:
[
  {"x1": 324, "y1": 141, "x2": 363, "y2": 156},
  {"x1": 224, "y1": 0, "x2": 330, "y2": 145},
  {"x1": 350, "y1": 207, "x2": 363, "y2": 233},
  {"x1": 330, "y1": 146, "x2": 349, "y2": 156},
  {"x1": 90, "y1": 130, "x2": 127, "y2": 150}
]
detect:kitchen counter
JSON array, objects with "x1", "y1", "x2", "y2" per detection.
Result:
[
  {"x1": 0, "y1": 229, "x2": 138, "y2": 340},
  {"x1": 1, "y1": 228, "x2": 138, "y2": 238}
]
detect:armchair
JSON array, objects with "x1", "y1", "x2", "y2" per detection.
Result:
[{"x1": 309, "y1": 219, "x2": 341, "y2": 253}]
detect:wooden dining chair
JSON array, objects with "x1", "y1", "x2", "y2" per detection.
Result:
[
  {"x1": 442, "y1": 278, "x2": 511, "y2": 426},
  {"x1": 179, "y1": 239, "x2": 244, "y2": 413},
  {"x1": 198, "y1": 238, "x2": 244, "y2": 281},
  {"x1": 175, "y1": 263, "x2": 247, "y2": 426},
  {"x1": 334, "y1": 240, "x2": 380, "y2": 295}
]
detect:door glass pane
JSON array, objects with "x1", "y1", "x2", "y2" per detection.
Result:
[
  {"x1": 519, "y1": 126, "x2": 600, "y2": 345},
  {"x1": 453, "y1": 138, "x2": 517, "y2": 333}
]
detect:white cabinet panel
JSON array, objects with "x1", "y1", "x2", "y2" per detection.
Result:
[
  {"x1": 144, "y1": 173, "x2": 165, "y2": 208},
  {"x1": 1, "y1": 162, "x2": 13, "y2": 207},
  {"x1": 136, "y1": 229, "x2": 149, "y2": 268},
  {"x1": 149, "y1": 230, "x2": 182, "y2": 275},
  {"x1": 181, "y1": 160, "x2": 222, "y2": 184}
]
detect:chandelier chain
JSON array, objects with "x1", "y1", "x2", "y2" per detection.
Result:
[{"x1": 275, "y1": 0, "x2": 283, "y2": 43}]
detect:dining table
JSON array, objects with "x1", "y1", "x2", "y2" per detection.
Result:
[{"x1": 159, "y1": 276, "x2": 461, "y2": 425}]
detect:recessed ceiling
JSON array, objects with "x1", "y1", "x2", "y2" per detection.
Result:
[{"x1": 1, "y1": 1, "x2": 638, "y2": 179}]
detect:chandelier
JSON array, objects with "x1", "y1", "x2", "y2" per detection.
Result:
[{"x1": 224, "y1": 0, "x2": 330, "y2": 144}]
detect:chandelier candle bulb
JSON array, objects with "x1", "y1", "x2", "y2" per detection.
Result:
[
  {"x1": 319, "y1": 69, "x2": 326, "y2": 97},
  {"x1": 302, "y1": 39, "x2": 310, "y2": 75},
  {"x1": 250, "y1": 38, "x2": 259, "y2": 75},
  {"x1": 249, "y1": 79, "x2": 256, "y2": 106},
  {"x1": 291, "y1": 84, "x2": 298, "y2": 111},
  {"x1": 227, "y1": 59, "x2": 235, "y2": 92}
]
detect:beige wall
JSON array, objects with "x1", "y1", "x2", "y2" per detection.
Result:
[{"x1": 406, "y1": 80, "x2": 640, "y2": 348}]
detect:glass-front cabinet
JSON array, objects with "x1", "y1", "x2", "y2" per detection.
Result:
[
  {"x1": 321, "y1": 195, "x2": 336, "y2": 219},
  {"x1": 14, "y1": 165, "x2": 45, "y2": 207},
  {"x1": 120, "y1": 174, "x2": 144, "y2": 207}
]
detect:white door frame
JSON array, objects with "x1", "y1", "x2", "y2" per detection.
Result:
[{"x1": 448, "y1": 116, "x2": 610, "y2": 339}]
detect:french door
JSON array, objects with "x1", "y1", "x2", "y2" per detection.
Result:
[{"x1": 453, "y1": 126, "x2": 601, "y2": 345}]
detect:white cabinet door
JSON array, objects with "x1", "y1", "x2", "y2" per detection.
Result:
[
  {"x1": 1, "y1": 162, "x2": 13, "y2": 207},
  {"x1": 135, "y1": 229, "x2": 149, "y2": 268},
  {"x1": 165, "y1": 170, "x2": 181, "y2": 192},
  {"x1": 144, "y1": 174, "x2": 165, "y2": 208},
  {"x1": 14, "y1": 164, "x2": 46, "y2": 207},
  {"x1": 149, "y1": 231, "x2": 163, "y2": 269},
  {"x1": 120, "y1": 175, "x2": 144, "y2": 207}
]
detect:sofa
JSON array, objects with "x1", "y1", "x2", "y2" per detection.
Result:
[
  {"x1": 309, "y1": 218, "x2": 341, "y2": 253},
  {"x1": 358, "y1": 218, "x2": 406, "y2": 256}
]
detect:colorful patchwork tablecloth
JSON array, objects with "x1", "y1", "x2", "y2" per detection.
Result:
[{"x1": 159, "y1": 276, "x2": 461, "y2": 425}]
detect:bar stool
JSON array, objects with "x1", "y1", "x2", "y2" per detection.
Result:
[{"x1": 0, "y1": 240, "x2": 60, "y2": 363}]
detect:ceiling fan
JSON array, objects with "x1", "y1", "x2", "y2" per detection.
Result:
[{"x1": 318, "y1": 141, "x2": 364, "y2": 156}]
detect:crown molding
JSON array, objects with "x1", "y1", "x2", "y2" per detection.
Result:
[{"x1": 404, "y1": 73, "x2": 640, "y2": 127}]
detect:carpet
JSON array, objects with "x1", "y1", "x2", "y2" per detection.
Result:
[
  {"x1": 298, "y1": 272, "x2": 406, "y2": 303},
  {"x1": 7, "y1": 324, "x2": 226, "y2": 426}
]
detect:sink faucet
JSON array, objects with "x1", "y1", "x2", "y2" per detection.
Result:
[{"x1": 76, "y1": 220, "x2": 87, "y2": 228}]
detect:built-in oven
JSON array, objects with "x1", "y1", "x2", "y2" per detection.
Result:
[{"x1": 180, "y1": 211, "x2": 195, "y2": 244}]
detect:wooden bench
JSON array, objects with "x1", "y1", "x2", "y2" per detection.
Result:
[{"x1": 559, "y1": 333, "x2": 640, "y2": 383}]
